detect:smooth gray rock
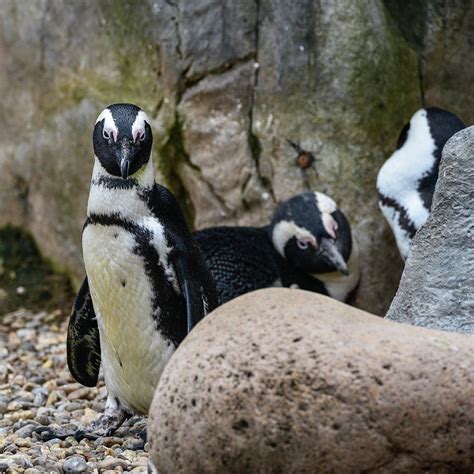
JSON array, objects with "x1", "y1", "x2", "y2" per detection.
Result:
[{"x1": 386, "y1": 126, "x2": 474, "y2": 333}]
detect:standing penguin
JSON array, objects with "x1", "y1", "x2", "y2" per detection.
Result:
[
  {"x1": 41, "y1": 104, "x2": 217, "y2": 440},
  {"x1": 377, "y1": 107, "x2": 465, "y2": 259},
  {"x1": 194, "y1": 192, "x2": 360, "y2": 305}
]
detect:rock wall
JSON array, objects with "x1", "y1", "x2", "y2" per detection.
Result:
[{"x1": 0, "y1": 0, "x2": 472, "y2": 314}]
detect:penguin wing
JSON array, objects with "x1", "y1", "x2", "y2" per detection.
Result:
[
  {"x1": 172, "y1": 251, "x2": 208, "y2": 333},
  {"x1": 66, "y1": 278, "x2": 101, "y2": 387},
  {"x1": 149, "y1": 183, "x2": 217, "y2": 331}
]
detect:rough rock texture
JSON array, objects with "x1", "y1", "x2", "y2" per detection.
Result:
[
  {"x1": 0, "y1": 0, "x2": 163, "y2": 289},
  {"x1": 148, "y1": 288, "x2": 474, "y2": 473},
  {"x1": 0, "y1": 1, "x2": 472, "y2": 313},
  {"x1": 386, "y1": 127, "x2": 474, "y2": 333},
  {"x1": 385, "y1": 0, "x2": 474, "y2": 124}
]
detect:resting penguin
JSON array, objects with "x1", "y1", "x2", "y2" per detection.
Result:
[
  {"x1": 39, "y1": 104, "x2": 217, "y2": 440},
  {"x1": 377, "y1": 107, "x2": 465, "y2": 260},
  {"x1": 194, "y1": 192, "x2": 360, "y2": 305}
]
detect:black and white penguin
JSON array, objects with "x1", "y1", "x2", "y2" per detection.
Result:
[
  {"x1": 377, "y1": 107, "x2": 465, "y2": 259},
  {"x1": 42, "y1": 104, "x2": 217, "y2": 440},
  {"x1": 194, "y1": 191, "x2": 360, "y2": 305}
]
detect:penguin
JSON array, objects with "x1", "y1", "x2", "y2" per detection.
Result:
[
  {"x1": 193, "y1": 191, "x2": 360, "y2": 305},
  {"x1": 40, "y1": 104, "x2": 217, "y2": 440},
  {"x1": 377, "y1": 107, "x2": 465, "y2": 260}
]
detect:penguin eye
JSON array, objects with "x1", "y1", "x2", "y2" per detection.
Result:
[
  {"x1": 103, "y1": 129, "x2": 111, "y2": 140},
  {"x1": 139, "y1": 131, "x2": 146, "y2": 142},
  {"x1": 297, "y1": 240, "x2": 309, "y2": 250}
]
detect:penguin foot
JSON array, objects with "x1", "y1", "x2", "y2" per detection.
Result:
[{"x1": 35, "y1": 407, "x2": 130, "y2": 442}]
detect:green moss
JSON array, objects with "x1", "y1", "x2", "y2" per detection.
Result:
[
  {"x1": 157, "y1": 119, "x2": 195, "y2": 227},
  {"x1": 36, "y1": 0, "x2": 161, "y2": 119},
  {"x1": 0, "y1": 226, "x2": 74, "y2": 316}
]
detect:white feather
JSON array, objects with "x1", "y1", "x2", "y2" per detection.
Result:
[
  {"x1": 87, "y1": 158, "x2": 155, "y2": 219},
  {"x1": 95, "y1": 108, "x2": 119, "y2": 142},
  {"x1": 377, "y1": 108, "x2": 435, "y2": 259},
  {"x1": 131, "y1": 110, "x2": 150, "y2": 142},
  {"x1": 314, "y1": 192, "x2": 338, "y2": 238},
  {"x1": 271, "y1": 221, "x2": 315, "y2": 257},
  {"x1": 314, "y1": 238, "x2": 360, "y2": 302}
]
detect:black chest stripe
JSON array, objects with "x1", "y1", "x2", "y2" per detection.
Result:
[
  {"x1": 85, "y1": 213, "x2": 187, "y2": 347},
  {"x1": 92, "y1": 175, "x2": 140, "y2": 190},
  {"x1": 378, "y1": 193, "x2": 417, "y2": 237}
]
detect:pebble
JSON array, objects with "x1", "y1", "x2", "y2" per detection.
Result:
[
  {"x1": 0, "y1": 308, "x2": 149, "y2": 469},
  {"x1": 63, "y1": 455, "x2": 89, "y2": 472},
  {"x1": 98, "y1": 456, "x2": 131, "y2": 470},
  {"x1": 130, "y1": 467, "x2": 148, "y2": 473},
  {"x1": 15, "y1": 437, "x2": 32, "y2": 448},
  {"x1": 15, "y1": 423, "x2": 38, "y2": 438}
]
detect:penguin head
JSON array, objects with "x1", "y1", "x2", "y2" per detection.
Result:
[
  {"x1": 93, "y1": 104, "x2": 153, "y2": 179},
  {"x1": 269, "y1": 192, "x2": 352, "y2": 276}
]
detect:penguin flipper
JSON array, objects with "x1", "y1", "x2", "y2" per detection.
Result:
[
  {"x1": 173, "y1": 253, "x2": 206, "y2": 333},
  {"x1": 67, "y1": 277, "x2": 101, "y2": 387}
]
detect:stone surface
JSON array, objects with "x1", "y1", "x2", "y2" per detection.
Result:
[
  {"x1": 148, "y1": 288, "x2": 474, "y2": 474},
  {"x1": 0, "y1": 0, "x2": 163, "y2": 289},
  {"x1": 0, "y1": 1, "x2": 472, "y2": 314},
  {"x1": 385, "y1": 0, "x2": 474, "y2": 125},
  {"x1": 386, "y1": 127, "x2": 474, "y2": 332}
]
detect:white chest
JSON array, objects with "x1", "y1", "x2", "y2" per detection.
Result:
[
  {"x1": 83, "y1": 223, "x2": 175, "y2": 415},
  {"x1": 314, "y1": 239, "x2": 360, "y2": 302}
]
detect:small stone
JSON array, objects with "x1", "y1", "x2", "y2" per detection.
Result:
[
  {"x1": 130, "y1": 467, "x2": 148, "y2": 473},
  {"x1": 8, "y1": 399, "x2": 33, "y2": 411},
  {"x1": 80, "y1": 407, "x2": 98, "y2": 425},
  {"x1": 10, "y1": 410, "x2": 34, "y2": 422},
  {"x1": 32, "y1": 387, "x2": 49, "y2": 406},
  {"x1": 132, "y1": 456, "x2": 149, "y2": 467},
  {"x1": 44, "y1": 438, "x2": 63, "y2": 447},
  {"x1": 24, "y1": 469, "x2": 42, "y2": 474},
  {"x1": 46, "y1": 391, "x2": 58, "y2": 405},
  {"x1": 123, "y1": 437, "x2": 145, "y2": 450},
  {"x1": 59, "y1": 401, "x2": 82, "y2": 412},
  {"x1": 120, "y1": 449, "x2": 138, "y2": 462},
  {"x1": 67, "y1": 388, "x2": 90, "y2": 400},
  {"x1": 14, "y1": 423, "x2": 37, "y2": 438},
  {"x1": 15, "y1": 437, "x2": 32, "y2": 448},
  {"x1": 95, "y1": 436, "x2": 124, "y2": 448},
  {"x1": 97, "y1": 457, "x2": 130, "y2": 470},
  {"x1": 63, "y1": 455, "x2": 89, "y2": 472}
]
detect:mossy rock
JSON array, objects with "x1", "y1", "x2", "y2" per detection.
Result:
[{"x1": 0, "y1": 227, "x2": 74, "y2": 316}]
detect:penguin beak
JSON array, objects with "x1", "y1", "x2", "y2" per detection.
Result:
[
  {"x1": 120, "y1": 159, "x2": 131, "y2": 179},
  {"x1": 117, "y1": 138, "x2": 133, "y2": 179},
  {"x1": 319, "y1": 237, "x2": 349, "y2": 275}
]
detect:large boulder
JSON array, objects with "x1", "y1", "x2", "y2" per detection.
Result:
[
  {"x1": 386, "y1": 126, "x2": 474, "y2": 333},
  {"x1": 148, "y1": 288, "x2": 474, "y2": 474}
]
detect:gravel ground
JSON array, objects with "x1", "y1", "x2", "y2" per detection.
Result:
[{"x1": 0, "y1": 309, "x2": 149, "y2": 473}]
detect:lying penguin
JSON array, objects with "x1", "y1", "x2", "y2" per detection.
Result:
[
  {"x1": 194, "y1": 191, "x2": 360, "y2": 304},
  {"x1": 377, "y1": 107, "x2": 465, "y2": 260},
  {"x1": 39, "y1": 104, "x2": 217, "y2": 440}
]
